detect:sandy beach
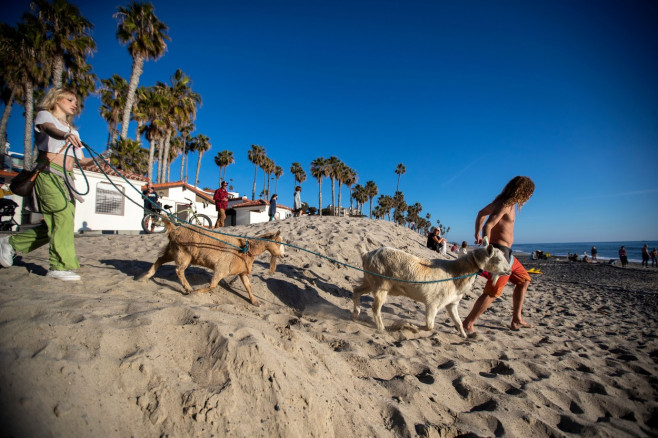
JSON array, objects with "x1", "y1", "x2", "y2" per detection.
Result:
[{"x1": 1, "y1": 216, "x2": 657, "y2": 437}]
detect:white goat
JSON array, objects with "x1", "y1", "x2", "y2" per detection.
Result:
[{"x1": 352, "y1": 238, "x2": 511, "y2": 337}]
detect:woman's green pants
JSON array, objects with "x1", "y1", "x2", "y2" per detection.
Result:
[{"x1": 9, "y1": 169, "x2": 79, "y2": 271}]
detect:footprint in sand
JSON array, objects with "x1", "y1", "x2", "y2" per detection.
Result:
[{"x1": 451, "y1": 376, "x2": 469, "y2": 398}]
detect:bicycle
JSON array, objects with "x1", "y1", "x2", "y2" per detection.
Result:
[{"x1": 141, "y1": 197, "x2": 213, "y2": 234}]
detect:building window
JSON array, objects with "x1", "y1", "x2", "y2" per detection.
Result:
[{"x1": 95, "y1": 182, "x2": 124, "y2": 215}]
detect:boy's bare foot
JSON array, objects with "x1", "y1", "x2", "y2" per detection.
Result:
[{"x1": 510, "y1": 320, "x2": 534, "y2": 331}]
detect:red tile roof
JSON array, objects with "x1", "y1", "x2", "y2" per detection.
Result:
[{"x1": 79, "y1": 161, "x2": 148, "y2": 182}]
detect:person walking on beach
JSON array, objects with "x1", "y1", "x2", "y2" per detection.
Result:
[
  {"x1": 641, "y1": 244, "x2": 650, "y2": 267},
  {"x1": 591, "y1": 246, "x2": 598, "y2": 262},
  {"x1": 293, "y1": 186, "x2": 303, "y2": 217},
  {"x1": 213, "y1": 181, "x2": 230, "y2": 228},
  {"x1": 142, "y1": 182, "x2": 160, "y2": 232},
  {"x1": 0, "y1": 88, "x2": 95, "y2": 280},
  {"x1": 268, "y1": 194, "x2": 277, "y2": 221},
  {"x1": 462, "y1": 176, "x2": 535, "y2": 335},
  {"x1": 618, "y1": 246, "x2": 628, "y2": 267}
]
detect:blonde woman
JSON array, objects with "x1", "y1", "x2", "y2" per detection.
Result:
[{"x1": 0, "y1": 88, "x2": 95, "y2": 280}]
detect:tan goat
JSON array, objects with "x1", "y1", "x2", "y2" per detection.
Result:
[
  {"x1": 353, "y1": 240, "x2": 510, "y2": 336},
  {"x1": 136, "y1": 219, "x2": 284, "y2": 305}
]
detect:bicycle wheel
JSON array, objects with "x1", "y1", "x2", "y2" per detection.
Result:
[
  {"x1": 142, "y1": 213, "x2": 166, "y2": 233},
  {"x1": 189, "y1": 213, "x2": 212, "y2": 229}
]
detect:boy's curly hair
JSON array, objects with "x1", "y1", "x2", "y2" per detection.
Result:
[{"x1": 494, "y1": 176, "x2": 535, "y2": 208}]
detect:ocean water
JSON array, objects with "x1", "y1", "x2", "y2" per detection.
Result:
[{"x1": 512, "y1": 241, "x2": 657, "y2": 263}]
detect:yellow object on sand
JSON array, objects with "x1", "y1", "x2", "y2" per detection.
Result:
[{"x1": 527, "y1": 268, "x2": 543, "y2": 275}]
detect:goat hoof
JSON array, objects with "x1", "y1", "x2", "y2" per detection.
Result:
[{"x1": 250, "y1": 300, "x2": 260, "y2": 307}]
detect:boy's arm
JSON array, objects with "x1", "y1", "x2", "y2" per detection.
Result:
[{"x1": 474, "y1": 202, "x2": 494, "y2": 244}]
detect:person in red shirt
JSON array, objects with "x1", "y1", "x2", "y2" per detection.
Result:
[{"x1": 213, "y1": 181, "x2": 229, "y2": 228}]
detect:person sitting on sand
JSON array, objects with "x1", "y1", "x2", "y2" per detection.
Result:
[
  {"x1": 459, "y1": 241, "x2": 468, "y2": 256},
  {"x1": 426, "y1": 228, "x2": 446, "y2": 253},
  {"x1": 462, "y1": 176, "x2": 535, "y2": 335}
]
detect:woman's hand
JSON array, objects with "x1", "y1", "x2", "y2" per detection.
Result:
[{"x1": 65, "y1": 132, "x2": 83, "y2": 149}]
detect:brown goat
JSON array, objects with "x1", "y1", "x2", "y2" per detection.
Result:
[{"x1": 136, "y1": 219, "x2": 284, "y2": 305}]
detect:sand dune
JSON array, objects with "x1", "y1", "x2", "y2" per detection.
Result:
[{"x1": 1, "y1": 216, "x2": 656, "y2": 437}]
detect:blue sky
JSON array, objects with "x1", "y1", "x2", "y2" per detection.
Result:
[{"x1": 4, "y1": 0, "x2": 658, "y2": 244}]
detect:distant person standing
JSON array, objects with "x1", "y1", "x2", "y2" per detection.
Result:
[
  {"x1": 651, "y1": 248, "x2": 657, "y2": 267},
  {"x1": 213, "y1": 181, "x2": 229, "y2": 228},
  {"x1": 268, "y1": 194, "x2": 277, "y2": 221},
  {"x1": 618, "y1": 246, "x2": 628, "y2": 267},
  {"x1": 641, "y1": 244, "x2": 650, "y2": 267},
  {"x1": 462, "y1": 176, "x2": 535, "y2": 335},
  {"x1": 591, "y1": 246, "x2": 598, "y2": 262},
  {"x1": 293, "y1": 186, "x2": 303, "y2": 217}
]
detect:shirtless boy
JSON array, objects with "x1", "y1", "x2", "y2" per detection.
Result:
[{"x1": 462, "y1": 176, "x2": 535, "y2": 335}]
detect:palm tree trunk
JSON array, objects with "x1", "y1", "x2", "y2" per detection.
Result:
[
  {"x1": 135, "y1": 121, "x2": 143, "y2": 146},
  {"x1": 252, "y1": 165, "x2": 257, "y2": 200},
  {"x1": 52, "y1": 55, "x2": 65, "y2": 89},
  {"x1": 180, "y1": 148, "x2": 185, "y2": 181},
  {"x1": 337, "y1": 182, "x2": 343, "y2": 216},
  {"x1": 0, "y1": 89, "x2": 15, "y2": 169},
  {"x1": 147, "y1": 139, "x2": 156, "y2": 183},
  {"x1": 330, "y1": 178, "x2": 336, "y2": 215},
  {"x1": 23, "y1": 80, "x2": 35, "y2": 170},
  {"x1": 318, "y1": 180, "x2": 323, "y2": 216},
  {"x1": 157, "y1": 138, "x2": 165, "y2": 183},
  {"x1": 120, "y1": 55, "x2": 144, "y2": 139},
  {"x1": 163, "y1": 131, "x2": 172, "y2": 182},
  {"x1": 195, "y1": 150, "x2": 203, "y2": 187}
]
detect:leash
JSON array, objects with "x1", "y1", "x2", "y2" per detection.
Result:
[{"x1": 75, "y1": 142, "x2": 480, "y2": 284}]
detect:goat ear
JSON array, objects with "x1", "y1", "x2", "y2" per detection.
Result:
[
  {"x1": 487, "y1": 244, "x2": 494, "y2": 257},
  {"x1": 274, "y1": 230, "x2": 281, "y2": 238},
  {"x1": 238, "y1": 238, "x2": 246, "y2": 247}
]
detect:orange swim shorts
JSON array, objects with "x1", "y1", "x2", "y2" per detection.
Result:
[{"x1": 483, "y1": 256, "x2": 531, "y2": 298}]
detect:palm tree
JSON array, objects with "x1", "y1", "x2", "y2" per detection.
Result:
[
  {"x1": 214, "y1": 150, "x2": 234, "y2": 185},
  {"x1": 178, "y1": 121, "x2": 194, "y2": 181},
  {"x1": 344, "y1": 167, "x2": 357, "y2": 213},
  {"x1": 98, "y1": 74, "x2": 127, "y2": 148},
  {"x1": 157, "y1": 69, "x2": 201, "y2": 183},
  {"x1": 310, "y1": 157, "x2": 327, "y2": 216},
  {"x1": 274, "y1": 166, "x2": 283, "y2": 194},
  {"x1": 334, "y1": 161, "x2": 349, "y2": 216},
  {"x1": 325, "y1": 156, "x2": 340, "y2": 214},
  {"x1": 115, "y1": 1, "x2": 170, "y2": 139},
  {"x1": 364, "y1": 181, "x2": 378, "y2": 219},
  {"x1": 136, "y1": 86, "x2": 166, "y2": 182},
  {"x1": 395, "y1": 163, "x2": 406, "y2": 192},
  {"x1": 109, "y1": 137, "x2": 148, "y2": 174},
  {"x1": 261, "y1": 156, "x2": 275, "y2": 198},
  {"x1": 190, "y1": 134, "x2": 211, "y2": 186},
  {"x1": 29, "y1": 0, "x2": 96, "y2": 89},
  {"x1": 377, "y1": 194, "x2": 394, "y2": 221},
  {"x1": 247, "y1": 145, "x2": 266, "y2": 199},
  {"x1": 352, "y1": 184, "x2": 368, "y2": 215},
  {"x1": 290, "y1": 162, "x2": 303, "y2": 184},
  {"x1": 15, "y1": 19, "x2": 49, "y2": 170},
  {"x1": 0, "y1": 24, "x2": 22, "y2": 166}
]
